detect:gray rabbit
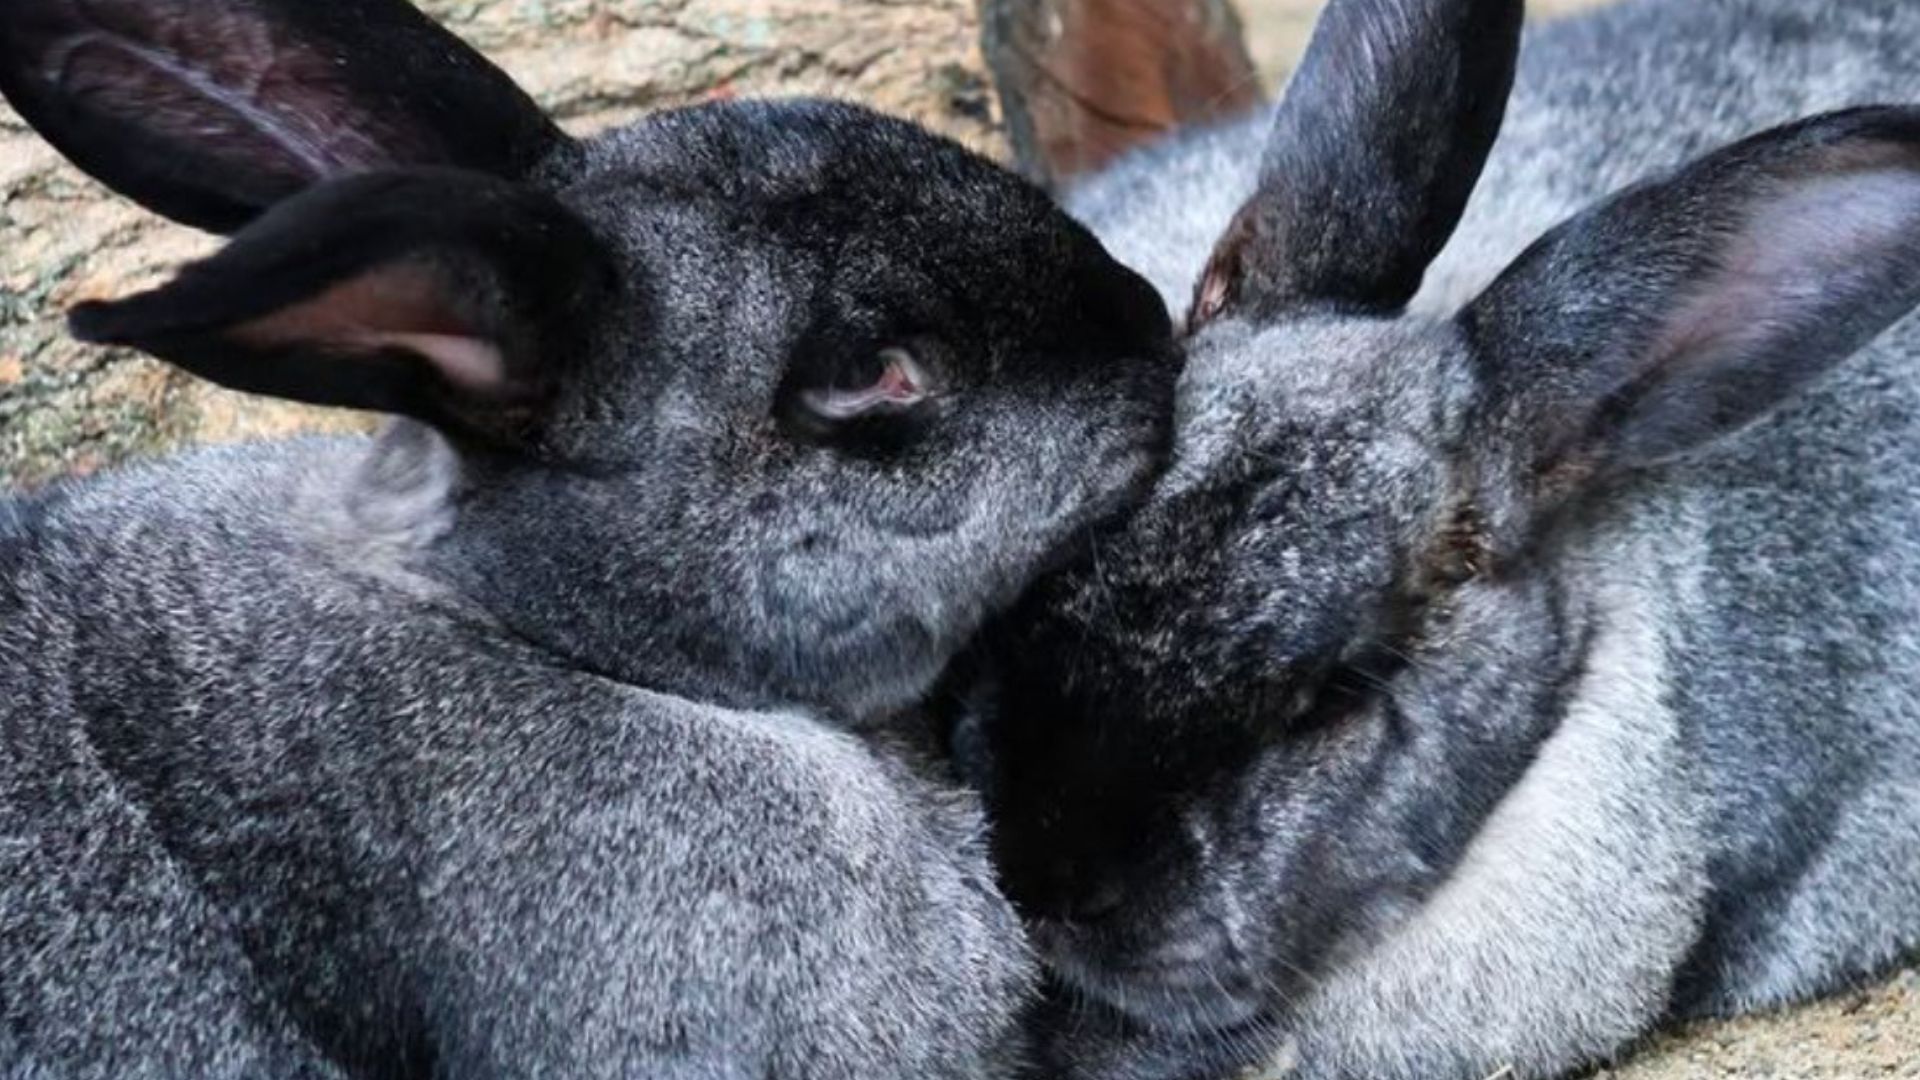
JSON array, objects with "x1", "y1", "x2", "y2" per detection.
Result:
[
  {"x1": 970, "y1": 0, "x2": 1920, "y2": 1077},
  {"x1": 0, "y1": 0, "x2": 1179, "y2": 1076}
]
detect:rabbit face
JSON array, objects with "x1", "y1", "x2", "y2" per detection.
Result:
[
  {"x1": 973, "y1": 0, "x2": 1920, "y2": 1065},
  {"x1": 438, "y1": 102, "x2": 1177, "y2": 721},
  {"x1": 0, "y1": 1, "x2": 1176, "y2": 724},
  {"x1": 978, "y1": 316, "x2": 1474, "y2": 1032}
]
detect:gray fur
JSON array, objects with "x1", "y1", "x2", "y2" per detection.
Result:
[
  {"x1": 977, "y1": 2, "x2": 1920, "y2": 1077},
  {"x1": 0, "y1": 1, "x2": 1179, "y2": 1076}
]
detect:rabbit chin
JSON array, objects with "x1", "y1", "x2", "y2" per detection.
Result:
[{"x1": 1033, "y1": 920, "x2": 1268, "y2": 1035}]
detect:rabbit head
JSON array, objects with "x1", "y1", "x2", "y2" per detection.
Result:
[
  {"x1": 0, "y1": 0, "x2": 1177, "y2": 725},
  {"x1": 971, "y1": 0, "x2": 1920, "y2": 1056}
]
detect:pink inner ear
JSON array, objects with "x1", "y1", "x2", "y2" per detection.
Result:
[
  {"x1": 357, "y1": 332, "x2": 506, "y2": 392},
  {"x1": 229, "y1": 263, "x2": 506, "y2": 394},
  {"x1": 34, "y1": 0, "x2": 407, "y2": 182},
  {"x1": 1644, "y1": 162, "x2": 1920, "y2": 377}
]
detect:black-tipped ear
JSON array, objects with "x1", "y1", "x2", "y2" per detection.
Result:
[
  {"x1": 1191, "y1": 0, "x2": 1522, "y2": 325},
  {"x1": 1464, "y1": 106, "x2": 1920, "y2": 498},
  {"x1": 70, "y1": 169, "x2": 613, "y2": 439},
  {"x1": 0, "y1": 0, "x2": 566, "y2": 234}
]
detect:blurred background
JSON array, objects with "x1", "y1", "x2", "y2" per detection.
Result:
[
  {"x1": 0, "y1": 3, "x2": 1913, "y2": 1073},
  {"x1": 1245, "y1": 0, "x2": 1606, "y2": 71}
]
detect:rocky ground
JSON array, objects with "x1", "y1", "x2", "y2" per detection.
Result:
[{"x1": 2, "y1": 0, "x2": 1914, "y2": 1076}]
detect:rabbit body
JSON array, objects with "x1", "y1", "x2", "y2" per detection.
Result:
[
  {"x1": 976, "y1": 2, "x2": 1920, "y2": 1078},
  {"x1": 1, "y1": 442, "x2": 1028, "y2": 1080},
  {"x1": 0, "y1": 1, "x2": 1178, "y2": 1076}
]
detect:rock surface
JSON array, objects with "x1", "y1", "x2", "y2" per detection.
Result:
[{"x1": 1, "y1": 1, "x2": 1913, "y2": 1077}]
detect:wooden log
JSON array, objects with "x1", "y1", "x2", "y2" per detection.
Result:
[{"x1": 980, "y1": 0, "x2": 1264, "y2": 187}]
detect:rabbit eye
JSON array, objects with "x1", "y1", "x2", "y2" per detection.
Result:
[{"x1": 801, "y1": 346, "x2": 931, "y2": 421}]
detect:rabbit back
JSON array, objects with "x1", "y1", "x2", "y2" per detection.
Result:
[
  {"x1": 1620, "y1": 309, "x2": 1920, "y2": 1014},
  {"x1": 1421, "y1": 0, "x2": 1920, "y2": 308},
  {"x1": 0, "y1": 442, "x2": 1032, "y2": 1079},
  {"x1": 1456, "y1": 0, "x2": 1920, "y2": 1013},
  {"x1": 1069, "y1": 0, "x2": 1920, "y2": 317}
]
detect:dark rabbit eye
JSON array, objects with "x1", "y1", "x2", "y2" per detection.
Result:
[
  {"x1": 777, "y1": 336, "x2": 951, "y2": 453},
  {"x1": 801, "y1": 345, "x2": 932, "y2": 421}
]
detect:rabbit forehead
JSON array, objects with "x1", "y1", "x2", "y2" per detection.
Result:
[
  {"x1": 560, "y1": 98, "x2": 1126, "y2": 352},
  {"x1": 1021, "y1": 317, "x2": 1475, "y2": 660},
  {"x1": 534, "y1": 99, "x2": 1153, "y2": 443},
  {"x1": 565, "y1": 99, "x2": 1066, "y2": 259},
  {"x1": 1162, "y1": 315, "x2": 1472, "y2": 529},
  {"x1": 1181, "y1": 315, "x2": 1469, "y2": 434},
  {"x1": 1262, "y1": 317, "x2": 1464, "y2": 401}
]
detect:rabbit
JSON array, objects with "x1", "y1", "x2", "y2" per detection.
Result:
[
  {"x1": 962, "y1": 0, "x2": 1920, "y2": 1077},
  {"x1": 0, "y1": 0, "x2": 1181, "y2": 1076}
]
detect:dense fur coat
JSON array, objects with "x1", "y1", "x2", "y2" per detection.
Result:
[
  {"x1": 972, "y1": 1, "x2": 1920, "y2": 1077},
  {"x1": 0, "y1": 1, "x2": 1177, "y2": 1076}
]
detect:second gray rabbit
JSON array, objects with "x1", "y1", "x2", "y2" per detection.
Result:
[{"x1": 971, "y1": 0, "x2": 1920, "y2": 1077}]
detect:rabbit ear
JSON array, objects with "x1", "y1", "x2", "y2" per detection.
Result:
[
  {"x1": 68, "y1": 169, "x2": 612, "y2": 439},
  {"x1": 1464, "y1": 107, "x2": 1920, "y2": 502},
  {"x1": 1191, "y1": 0, "x2": 1522, "y2": 325},
  {"x1": 0, "y1": 0, "x2": 566, "y2": 234}
]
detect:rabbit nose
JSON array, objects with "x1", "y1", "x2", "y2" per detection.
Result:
[
  {"x1": 1070, "y1": 877, "x2": 1127, "y2": 922},
  {"x1": 1017, "y1": 859, "x2": 1127, "y2": 924}
]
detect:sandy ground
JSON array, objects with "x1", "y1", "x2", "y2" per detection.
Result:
[{"x1": 0, "y1": 0, "x2": 1914, "y2": 1075}]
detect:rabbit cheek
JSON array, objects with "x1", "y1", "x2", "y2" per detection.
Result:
[{"x1": 751, "y1": 549, "x2": 948, "y2": 717}]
